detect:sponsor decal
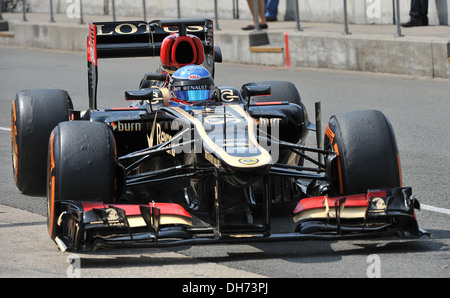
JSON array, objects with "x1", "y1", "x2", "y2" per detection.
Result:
[
  {"x1": 370, "y1": 197, "x2": 387, "y2": 212},
  {"x1": 114, "y1": 122, "x2": 143, "y2": 132},
  {"x1": 238, "y1": 158, "x2": 259, "y2": 165},
  {"x1": 96, "y1": 22, "x2": 149, "y2": 35},
  {"x1": 173, "y1": 85, "x2": 211, "y2": 92},
  {"x1": 220, "y1": 88, "x2": 240, "y2": 103},
  {"x1": 95, "y1": 23, "x2": 203, "y2": 36},
  {"x1": 156, "y1": 123, "x2": 175, "y2": 156},
  {"x1": 113, "y1": 120, "x2": 165, "y2": 133}
]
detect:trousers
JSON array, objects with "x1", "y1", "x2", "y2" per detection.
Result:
[{"x1": 410, "y1": 0, "x2": 428, "y2": 23}]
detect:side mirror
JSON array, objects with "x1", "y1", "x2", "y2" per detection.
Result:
[
  {"x1": 241, "y1": 84, "x2": 271, "y2": 110},
  {"x1": 241, "y1": 84, "x2": 271, "y2": 105},
  {"x1": 125, "y1": 90, "x2": 154, "y2": 101},
  {"x1": 214, "y1": 46, "x2": 223, "y2": 63},
  {"x1": 144, "y1": 73, "x2": 168, "y2": 82}
]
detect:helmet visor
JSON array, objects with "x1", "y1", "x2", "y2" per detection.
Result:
[{"x1": 172, "y1": 90, "x2": 214, "y2": 102}]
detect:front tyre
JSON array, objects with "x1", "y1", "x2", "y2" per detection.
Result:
[
  {"x1": 47, "y1": 121, "x2": 117, "y2": 240},
  {"x1": 11, "y1": 89, "x2": 73, "y2": 194},
  {"x1": 324, "y1": 110, "x2": 402, "y2": 195}
]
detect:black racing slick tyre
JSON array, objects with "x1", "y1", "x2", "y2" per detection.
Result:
[
  {"x1": 324, "y1": 110, "x2": 402, "y2": 195},
  {"x1": 243, "y1": 80, "x2": 302, "y2": 106},
  {"x1": 47, "y1": 121, "x2": 117, "y2": 240},
  {"x1": 11, "y1": 89, "x2": 73, "y2": 195}
]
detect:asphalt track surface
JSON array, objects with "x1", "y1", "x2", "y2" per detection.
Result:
[{"x1": 0, "y1": 46, "x2": 449, "y2": 279}]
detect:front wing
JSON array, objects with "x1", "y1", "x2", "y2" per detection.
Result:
[{"x1": 53, "y1": 186, "x2": 428, "y2": 252}]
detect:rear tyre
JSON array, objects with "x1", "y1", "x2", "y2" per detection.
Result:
[
  {"x1": 243, "y1": 80, "x2": 308, "y2": 149},
  {"x1": 11, "y1": 89, "x2": 73, "y2": 195},
  {"x1": 324, "y1": 110, "x2": 402, "y2": 195},
  {"x1": 244, "y1": 81, "x2": 308, "y2": 197},
  {"x1": 242, "y1": 80, "x2": 302, "y2": 106},
  {"x1": 47, "y1": 121, "x2": 117, "y2": 239}
]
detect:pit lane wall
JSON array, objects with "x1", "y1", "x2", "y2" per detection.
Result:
[
  {"x1": 217, "y1": 30, "x2": 450, "y2": 79},
  {"x1": 1, "y1": 1, "x2": 450, "y2": 78}
]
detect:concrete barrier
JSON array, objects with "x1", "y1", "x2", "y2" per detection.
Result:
[{"x1": 0, "y1": 13, "x2": 449, "y2": 79}]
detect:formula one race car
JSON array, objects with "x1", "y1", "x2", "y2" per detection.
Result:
[{"x1": 11, "y1": 19, "x2": 427, "y2": 252}]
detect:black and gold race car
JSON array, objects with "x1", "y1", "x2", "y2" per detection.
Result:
[{"x1": 11, "y1": 19, "x2": 427, "y2": 252}]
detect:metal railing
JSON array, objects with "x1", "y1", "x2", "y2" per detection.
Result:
[
  {"x1": 0, "y1": 0, "x2": 28, "y2": 21},
  {"x1": 1, "y1": 0, "x2": 404, "y2": 37},
  {"x1": 250, "y1": 0, "x2": 403, "y2": 37}
]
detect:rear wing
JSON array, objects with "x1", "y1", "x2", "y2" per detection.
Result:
[{"x1": 87, "y1": 18, "x2": 218, "y2": 109}]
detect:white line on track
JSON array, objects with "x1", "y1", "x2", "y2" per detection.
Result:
[
  {"x1": 421, "y1": 204, "x2": 450, "y2": 216},
  {"x1": 1, "y1": 126, "x2": 449, "y2": 216}
]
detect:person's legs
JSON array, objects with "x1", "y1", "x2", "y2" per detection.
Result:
[
  {"x1": 265, "y1": 0, "x2": 279, "y2": 21},
  {"x1": 257, "y1": 0, "x2": 267, "y2": 24},
  {"x1": 243, "y1": 0, "x2": 267, "y2": 30},
  {"x1": 402, "y1": 0, "x2": 428, "y2": 26},
  {"x1": 409, "y1": 0, "x2": 421, "y2": 21},
  {"x1": 247, "y1": 0, "x2": 255, "y2": 17},
  {"x1": 420, "y1": 0, "x2": 429, "y2": 25}
]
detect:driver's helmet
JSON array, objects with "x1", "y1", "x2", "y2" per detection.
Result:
[{"x1": 169, "y1": 65, "x2": 215, "y2": 104}]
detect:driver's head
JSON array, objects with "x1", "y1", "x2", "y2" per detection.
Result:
[{"x1": 169, "y1": 65, "x2": 215, "y2": 104}]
